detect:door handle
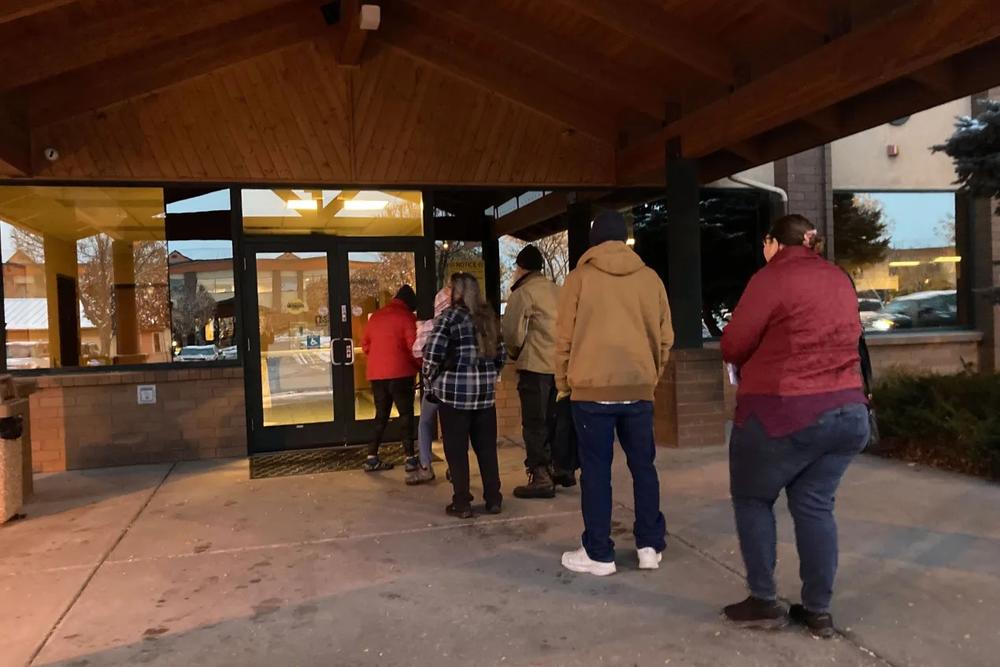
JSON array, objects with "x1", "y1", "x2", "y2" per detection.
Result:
[
  {"x1": 330, "y1": 338, "x2": 343, "y2": 366},
  {"x1": 344, "y1": 338, "x2": 355, "y2": 366}
]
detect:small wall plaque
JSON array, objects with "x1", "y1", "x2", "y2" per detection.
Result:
[{"x1": 137, "y1": 385, "x2": 157, "y2": 405}]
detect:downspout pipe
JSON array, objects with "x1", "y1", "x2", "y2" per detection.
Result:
[{"x1": 727, "y1": 174, "x2": 788, "y2": 217}]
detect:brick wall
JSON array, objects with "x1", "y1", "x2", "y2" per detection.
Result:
[
  {"x1": 774, "y1": 145, "x2": 835, "y2": 255},
  {"x1": 654, "y1": 348, "x2": 728, "y2": 448},
  {"x1": 496, "y1": 364, "x2": 521, "y2": 443},
  {"x1": 18, "y1": 367, "x2": 246, "y2": 473}
]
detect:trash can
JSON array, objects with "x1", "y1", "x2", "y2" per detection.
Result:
[{"x1": 0, "y1": 375, "x2": 30, "y2": 522}]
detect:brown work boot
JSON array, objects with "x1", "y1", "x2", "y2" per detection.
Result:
[{"x1": 513, "y1": 466, "x2": 556, "y2": 499}]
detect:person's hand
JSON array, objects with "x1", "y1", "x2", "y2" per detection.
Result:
[{"x1": 557, "y1": 390, "x2": 570, "y2": 401}]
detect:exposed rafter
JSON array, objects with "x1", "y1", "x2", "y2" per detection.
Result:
[
  {"x1": 694, "y1": 38, "x2": 1000, "y2": 186},
  {"x1": 334, "y1": 0, "x2": 371, "y2": 67},
  {"x1": 377, "y1": 1, "x2": 615, "y2": 141},
  {"x1": 0, "y1": 0, "x2": 298, "y2": 92},
  {"x1": 551, "y1": 0, "x2": 733, "y2": 84},
  {"x1": 0, "y1": 0, "x2": 75, "y2": 26},
  {"x1": 0, "y1": 94, "x2": 31, "y2": 175},
  {"x1": 618, "y1": 0, "x2": 1000, "y2": 184},
  {"x1": 410, "y1": 0, "x2": 666, "y2": 120},
  {"x1": 758, "y1": 0, "x2": 830, "y2": 33},
  {"x1": 23, "y1": 1, "x2": 328, "y2": 126}
]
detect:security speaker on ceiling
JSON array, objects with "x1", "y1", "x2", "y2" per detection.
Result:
[{"x1": 360, "y1": 4, "x2": 381, "y2": 30}]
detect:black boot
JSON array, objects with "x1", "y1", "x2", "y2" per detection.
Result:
[
  {"x1": 722, "y1": 596, "x2": 788, "y2": 630},
  {"x1": 513, "y1": 466, "x2": 556, "y2": 499},
  {"x1": 789, "y1": 604, "x2": 836, "y2": 639},
  {"x1": 551, "y1": 468, "x2": 577, "y2": 488}
]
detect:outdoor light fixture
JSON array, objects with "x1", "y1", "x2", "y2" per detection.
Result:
[
  {"x1": 932, "y1": 256, "x2": 962, "y2": 263},
  {"x1": 286, "y1": 199, "x2": 318, "y2": 211},
  {"x1": 360, "y1": 4, "x2": 381, "y2": 30},
  {"x1": 888, "y1": 260, "x2": 921, "y2": 267},
  {"x1": 343, "y1": 199, "x2": 389, "y2": 211},
  {"x1": 626, "y1": 238, "x2": 636, "y2": 246}
]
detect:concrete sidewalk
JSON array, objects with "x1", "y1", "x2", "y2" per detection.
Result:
[{"x1": 1, "y1": 442, "x2": 997, "y2": 666}]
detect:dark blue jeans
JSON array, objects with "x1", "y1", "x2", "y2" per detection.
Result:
[
  {"x1": 572, "y1": 401, "x2": 667, "y2": 562},
  {"x1": 729, "y1": 403, "x2": 869, "y2": 613}
]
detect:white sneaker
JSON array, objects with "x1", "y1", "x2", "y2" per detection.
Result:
[
  {"x1": 637, "y1": 547, "x2": 662, "y2": 570},
  {"x1": 561, "y1": 547, "x2": 616, "y2": 576}
]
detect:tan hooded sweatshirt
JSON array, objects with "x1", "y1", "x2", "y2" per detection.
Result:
[{"x1": 555, "y1": 241, "x2": 674, "y2": 402}]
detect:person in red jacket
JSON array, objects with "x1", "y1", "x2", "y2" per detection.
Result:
[
  {"x1": 720, "y1": 214, "x2": 870, "y2": 638},
  {"x1": 361, "y1": 285, "x2": 420, "y2": 472}
]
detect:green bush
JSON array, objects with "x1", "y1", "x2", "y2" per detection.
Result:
[{"x1": 873, "y1": 369, "x2": 1000, "y2": 479}]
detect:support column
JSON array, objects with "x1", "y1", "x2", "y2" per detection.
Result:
[
  {"x1": 964, "y1": 192, "x2": 999, "y2": 372},
  {"x1": 566, "y1": 197, "x2": 591, "y2": 270},
  {"x1": 112, "y1": 240, "x2": 144, "y2": 364},
  {"x1": 666, "y1": 143, "x2": 704, "y2": 349},
  {"x1": 774, "y1": 144, "x2": 835, "y2": 259},
  {"x1": 42, "y1": 235, "x2": 79, "y2": 368},
  {"x1": 653, "y1": 143, "x2": 727, "y2": 449}
]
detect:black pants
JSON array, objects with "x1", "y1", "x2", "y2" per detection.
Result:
[
  {"x1": 517, "y1": 371, "x2": 556, "y2": 469},
  {"x1": 369, "y1": 377, "x2": 416, "y2": 458},
  {"x1": 439, "y1": 404, "x2": 502, "y2": 509},
  {"x1": 552, "y1": 396, "x2": 578, "y2": 473}
]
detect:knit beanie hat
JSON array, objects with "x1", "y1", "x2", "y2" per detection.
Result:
[
  {"x1": 516, "y1": 245, "x2": 544, "y2": 272},
  {"x1": 589, "y1": 209, "x2": 628, "y2": 247},
  {"x1": 395, "y1": 284, "x2": 417, "y2": 310}
]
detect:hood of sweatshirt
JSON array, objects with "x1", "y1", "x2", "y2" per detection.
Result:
[{"x1": 578, "y1": 241, "x2": 646, "y2": 276}]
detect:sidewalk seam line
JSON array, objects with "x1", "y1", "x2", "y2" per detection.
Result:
[
  {"x1": 615, "y1": 500, "x2": 899, "y2": 667},
  {"x1": 25, "y1": 462, "x2": 176, "y2": 667}
]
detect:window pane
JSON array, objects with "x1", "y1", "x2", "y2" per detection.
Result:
[
  {"x1": 435, "y1": 240, "x2": 484, "y2": 291},
  {"x1": 833, "y1": 192, "x2": 959, "y2": 333},
  {"x1": 0, "y1": 186, "x2": 169, "y2": 369},
  {"x1": 348, "y1": 251, "x2": 417, "y2": 421},
  {"x1": 242, "y1": 189, "x2": 423, "y2": 236},
  {"x1": 165, "y1": 188, "x2": 235, "y2": 361}
]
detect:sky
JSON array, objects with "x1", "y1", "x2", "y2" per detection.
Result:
[{"x1": 867, "y1": 191, "x2": 955, "y2": 249}]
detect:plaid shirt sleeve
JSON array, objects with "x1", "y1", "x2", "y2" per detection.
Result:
[{"x1": 421, "y1": 310, "x2": 453, "y2": 380}]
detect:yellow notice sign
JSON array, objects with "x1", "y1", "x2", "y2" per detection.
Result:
[{"x1": 446, "y1": 259, "x2": 487, "y2": 289}]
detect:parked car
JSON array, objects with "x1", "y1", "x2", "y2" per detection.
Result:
[
  {"x1": 220, "y1": 346, "x2": 238, "y2": 361},
  {"x1": 6, "y1": 341, "x2": 50, "y2": 370},
  {"x1": 857, "y1": 289, "x2": 884, "y2": 327},
  {"x1": 866, "y1": 290, "x2": 957, "y2": 332},
  {"x1": 175, "y1": 345, "x2": 220, "y2": 362}
]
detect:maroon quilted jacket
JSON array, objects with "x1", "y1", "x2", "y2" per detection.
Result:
[{"x1": 721, "y1": 246, "x2": 863, "y2": 397}]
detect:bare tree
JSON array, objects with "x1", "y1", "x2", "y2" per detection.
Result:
[
  {"x1": 499, "y1": 231, "x2": 569, "y2": 296},
  {"x1": 171, "y1": 282, "x2": 217, "y2": 346},
  {"x1": 10, "y1": 226, "x2": 45, "y2": 263}
]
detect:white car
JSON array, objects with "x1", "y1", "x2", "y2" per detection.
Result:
[{"x1": 176, "y1": 345, "x2": 220, "y2": 362}]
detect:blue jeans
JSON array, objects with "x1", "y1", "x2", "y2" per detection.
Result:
[
  {"x1": 417, "y1": 394, "x2": 440, "y2": 468},
  {"x1": 729, "y1": 403, "x2": 869, "y2": 613},
  {"x1": 572, "y1": 401, "x2": 666, "y2": 562}
]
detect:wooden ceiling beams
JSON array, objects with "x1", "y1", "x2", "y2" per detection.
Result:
[
  {"x1": 551, "y1": 0, "x2": 733, "y2": 84},
  {"x1": 0, "y1": 0, "x2": 75, "y2": 26},
  {"x1": 617, "y1": 0, "x2": 1000, "y2": 184},
  {"x1": 758, "y1": 0, "x2": 832, "y2": 34},
  {"x1": 378, "y1": 0, "x2": 615, "y2": 141},
  {"x1": 334, "y1": 0, "x2": 371, "y2": 67},
  {"x1": 0, "y1": 94, "x2": 30, "y2": 176},
  {"x1": 22, "y1": 0, "x2": 329, "y2": 127},
  {"x1": 409, "y1": 0, "x2": 667, "y2": 120}
]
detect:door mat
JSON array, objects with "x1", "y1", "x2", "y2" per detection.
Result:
[{"x1": 250, "y1": 443, "x2": 441, "y2": 479}]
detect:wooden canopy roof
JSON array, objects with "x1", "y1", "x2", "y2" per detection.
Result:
[{"x1": 0, "y1": 0, "x2": 998, "y2": 187}]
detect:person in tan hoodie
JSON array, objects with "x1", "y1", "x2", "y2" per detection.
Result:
[
  {"x1": 502, "y1": 245, "x2": 571, "y2": 499},
  {"x1": 556, "y1": 210, "x2": 674, "y2": 577}
]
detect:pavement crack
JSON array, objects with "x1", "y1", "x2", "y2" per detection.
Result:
[{"x1": 25, "y1": 462, "x2": 176, "y2": 667}]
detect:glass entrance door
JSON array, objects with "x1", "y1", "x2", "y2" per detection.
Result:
[
  {"x1": 342, "y1": 248, "x2": 420, "y2": 444},
  {"x1": 243, "y1": 239, "x2": 424, "y2": 454}
]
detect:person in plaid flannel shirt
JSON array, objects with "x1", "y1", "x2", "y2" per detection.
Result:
[{"x1": 422, "y1": 273, "x2": 506, "y2": 518}]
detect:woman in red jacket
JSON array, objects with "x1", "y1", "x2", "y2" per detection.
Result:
[
  {"x1": 720, "y1": 214, "x2": 869, "y2": 638},
  {"x1": 360, "y1": 285, "x2": 421, "y2": 473}
]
